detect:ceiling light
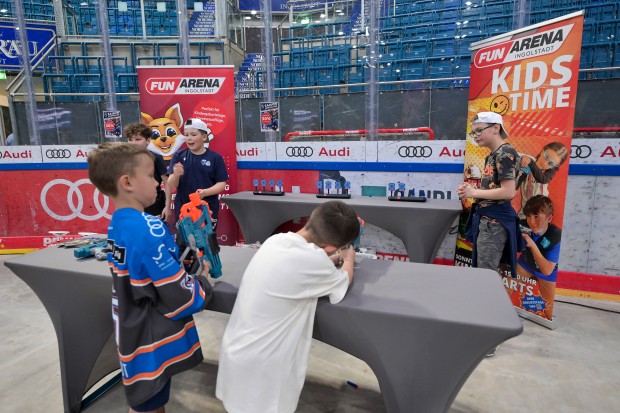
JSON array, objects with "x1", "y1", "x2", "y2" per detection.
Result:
[{"x1": 250, "y1": 10, "x2": 257, "y2": 15}]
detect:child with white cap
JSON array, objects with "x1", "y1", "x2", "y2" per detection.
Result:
[
  {"x1": 456, "y1": 111, "x2": 525, "y2": 356},
  {"x1": 165, "y1": 118, "x2": 229, "y2": 229}
]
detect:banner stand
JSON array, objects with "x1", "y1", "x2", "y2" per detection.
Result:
[
  {"x1": 517, "y1": 308, "x2": 557, "y2": 330},
  {"x1": 455, "y1": 11, "x2": 584, "y2": 329}
]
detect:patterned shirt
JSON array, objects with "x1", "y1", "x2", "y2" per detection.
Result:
[{"x1": 477, "y1": 143, "x2": 518, "y2": 207}]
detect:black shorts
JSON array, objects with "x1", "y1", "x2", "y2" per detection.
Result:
[{"x1": 131, "y1": 379, "x2": 171, "y2": 412}]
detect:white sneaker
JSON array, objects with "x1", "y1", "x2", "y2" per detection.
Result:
[{"x1": 486, "y1": 345, "x2": 499, "y2": 357}]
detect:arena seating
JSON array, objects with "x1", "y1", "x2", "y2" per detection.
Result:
[
  {"x1": 272, "y1": 0, "x2": 620, "y2": 95},
  {"x1": 4, "y1": 0, "x2": 619, "y2": 98},
  {"x1": 41, "y1": 41, "x2": 220, "y2": 100}
]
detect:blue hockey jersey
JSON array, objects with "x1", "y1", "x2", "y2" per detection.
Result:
[{"x1": 107, "y1": 208, "x2": 210, "y2": 406}]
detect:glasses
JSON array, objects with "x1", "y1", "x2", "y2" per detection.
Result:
[
  {"x1": 185, "y1": 119, "x2": 194, "y2": 125},
  {"x1": 542, "y1": 150, "x2": 559, "y2": 169},
  {"x1": 469, "y1": 124, "x2": 494, "y2": 138}
]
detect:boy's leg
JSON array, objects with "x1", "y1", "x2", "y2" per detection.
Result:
[
  {"x1": 130, "y1": 408, "x2": 165, "y2": 413},
  {"x1": 476, "y1": 218, "x2": 508, "y2": 358},
  {"x1": 537, "y1": 279, "x2": 557, "y2": 319},
  {"x1": 475, "y1": 218, "x2": 508, "y2": 272},
  {"x1": 129, "y1": 380, "x2": 171, "y2": 413}
]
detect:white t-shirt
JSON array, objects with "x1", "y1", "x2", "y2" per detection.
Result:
[{"x1": 216, "y1": 232, "x2": 350, "y2": 413}]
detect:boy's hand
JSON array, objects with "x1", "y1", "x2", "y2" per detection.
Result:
[
  {"x1": 339, "y1": 245, "x2": 355, "y2": 265},
  {"x1": 457, "y1": 183, "x2": 476, "y2": 199},
  {"x1": 520, "y1": 156, "x2": 532, "y2": 167},
  {"x1": 160, "y1": 206, "x2": 171, "y2": 222},
  {"x1": 173, "y1": 162, "x2": 184, "y2": 176},
  {"x1": 200, "y1": 260, "x2": 212, "y2": 277},
  {"x1": 522, "y1": 233, "x2": 536, "y2": 249}
]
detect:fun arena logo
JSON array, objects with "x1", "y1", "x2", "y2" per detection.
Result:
[
  {"x1": 474, "y1": 23, "x2": 573, "y2": 68},
  {"x1": 145, "y1": 77, "x2": 226, "y2": 95}
]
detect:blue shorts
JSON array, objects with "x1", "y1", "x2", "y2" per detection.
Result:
[{"x1": 131, "y1": 380, "x2": 171, "y2": 412}]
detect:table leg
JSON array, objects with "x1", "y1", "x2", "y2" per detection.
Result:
[
  {"x1": 314, "y1": 305, "x2": 517, "y2": 412},
  {"x1": 10, "y1": 267, "x2": 117, "y2": 413}
]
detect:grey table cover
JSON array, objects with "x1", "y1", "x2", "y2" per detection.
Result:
[
  {"x1": 222, "y1": 192, "x2": 462, "y2": 263},
  {"x1": 6, "y1": 245, "x2": 522, "y2": 413}
]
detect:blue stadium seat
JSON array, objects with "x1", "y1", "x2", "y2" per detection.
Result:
[
  {"x1": 595, "y1": 20, "x2": 617, "y2": 42},
  {"x1": 432, "y1": 39, "x2": 455, "y2": 56},
  {"x1": 486, "y1": 17, "x2": 511, "y2": 35},
  {"x1": 582, "y1": 22, "x2": 596, "y2": 44},
  {"x1": 580, "y1": 46, "x2": 594, "y2": 69},
  {"x1": 404, "y1": 42, "x2": 429, "y2": 59},
  {"x1": 428, "y1": 58, "x2": 452, "y2": 87}
]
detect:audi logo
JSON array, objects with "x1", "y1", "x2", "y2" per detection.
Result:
[
  {"x1": 40, "y1": 178, "x2": 112, "y2": 221},
  {"x1": 398, "y1": 146, "x2": 433, "y2": 158},
  {"x1": 286, "y1": 146, "x2": 314, "y2": 157},
  {"x1": 144, "y1": 213, "x2": 166, "y2": 237},
  {"x1": 45, "y1": 149, "x2": 72, "y2": 159},
  {"x1": 571, "y1": 145, "x2": 592, "y2": 159}
]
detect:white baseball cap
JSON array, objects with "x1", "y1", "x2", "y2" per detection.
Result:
[
  {"x1": 471, "y1": 111, "x2": 509, "y2": 139},
  {"x1": 184, "y1": 118, "x2": 210, "y2": 133}
]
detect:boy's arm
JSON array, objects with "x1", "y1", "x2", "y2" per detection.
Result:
[
  {"x1": 160, "y1": 174, "x2": 171, "y2": 220},
  {"x1": 527, "y1": 160, "x2": 557, "y2": 184},
  {"x1": 522, "y1": 235, "x2": 558, "y2": 276},
  {"x1": 163, "y1": 174, "x2": 178, "y2": 221},
  {"x1": 141, "y1": 240, "x2": 210, "y2": 319},
  {"x1": 338, "y1": 245, "x2": 355, "y2": 284},
  {"x1": 459, "y1": 179, "x2": 516, "y2": 200},
  {"x1": 198, "y1": 181, "x2": 226, "y2": 199}
]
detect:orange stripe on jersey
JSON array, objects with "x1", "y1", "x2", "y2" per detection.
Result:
[
  {"x1": 122, "y1": 342, "x2": 201, "y2": 385},
  {"x1": 119, "y1": 321, "x2": 196, "y2": 362},
  {"x1": 153, "y1": 268, "x2": 185, "y2": 287},
  {"x1": 164, "y1": 286, "x2": 197, "y2": 318},
  {"x1": 130, "y1": 277, "x2": 153, "y2": 286},
  {"x1": 109, "y1": 263, "x2": 129, "y2": 277}
]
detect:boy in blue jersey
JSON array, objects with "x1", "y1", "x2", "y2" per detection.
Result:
[
  {"x1": 517, "y1": 195, "x2": 561, "y2": 319},
  {"x1": 88, "y1": 143, "x2": 212, "y2": 413},
  {"x1": 164, "y1": 118, "x2": 229, "y2": 230}
]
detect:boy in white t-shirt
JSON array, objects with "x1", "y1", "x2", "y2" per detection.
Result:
[{"x1": 216, "y1": 201, "x2": 359, "y2": 413}]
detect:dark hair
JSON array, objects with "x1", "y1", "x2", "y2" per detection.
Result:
[
  {"x1": 523, "y1": 195, "x2": 554, "y2": 216},
  {"x1": 88, "y1": 143, "x2": 152, "y2": 197},
  {"x1": 123, "y1": 123, "x2": 152, "y2": 140},
  {"x1": 305, "y1": 201, "x2": 360, "y2": 248},
  {"x1": 541, "y1": 142, "x2": 569, "y2": 166}
]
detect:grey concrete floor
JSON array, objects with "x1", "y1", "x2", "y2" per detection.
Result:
[{"x1": 1, "y1": 253, "x2": 619, "y2": 413}]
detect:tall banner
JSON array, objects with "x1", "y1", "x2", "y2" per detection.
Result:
[
  {"x1": 455, "y1": 12, "x2": 584, "y2": 328},
  {"x1": 137, "y1": 65, "x2": 238, "y2": 246}
]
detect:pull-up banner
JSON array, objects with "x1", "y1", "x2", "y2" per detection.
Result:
[
  {"x1": 137, "y1": 65, "x2": 238, "y2": 246},
  {"x1": 455, "y1": 12, "x2": 584, "y2": 328}
]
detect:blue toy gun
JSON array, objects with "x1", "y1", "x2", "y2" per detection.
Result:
[
  {"x1": 176, "y1": 192, "x2": 223, "y2": 278},
  {"x1": 73, "y1": 241, "x2": 109, "y2": 260}
]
